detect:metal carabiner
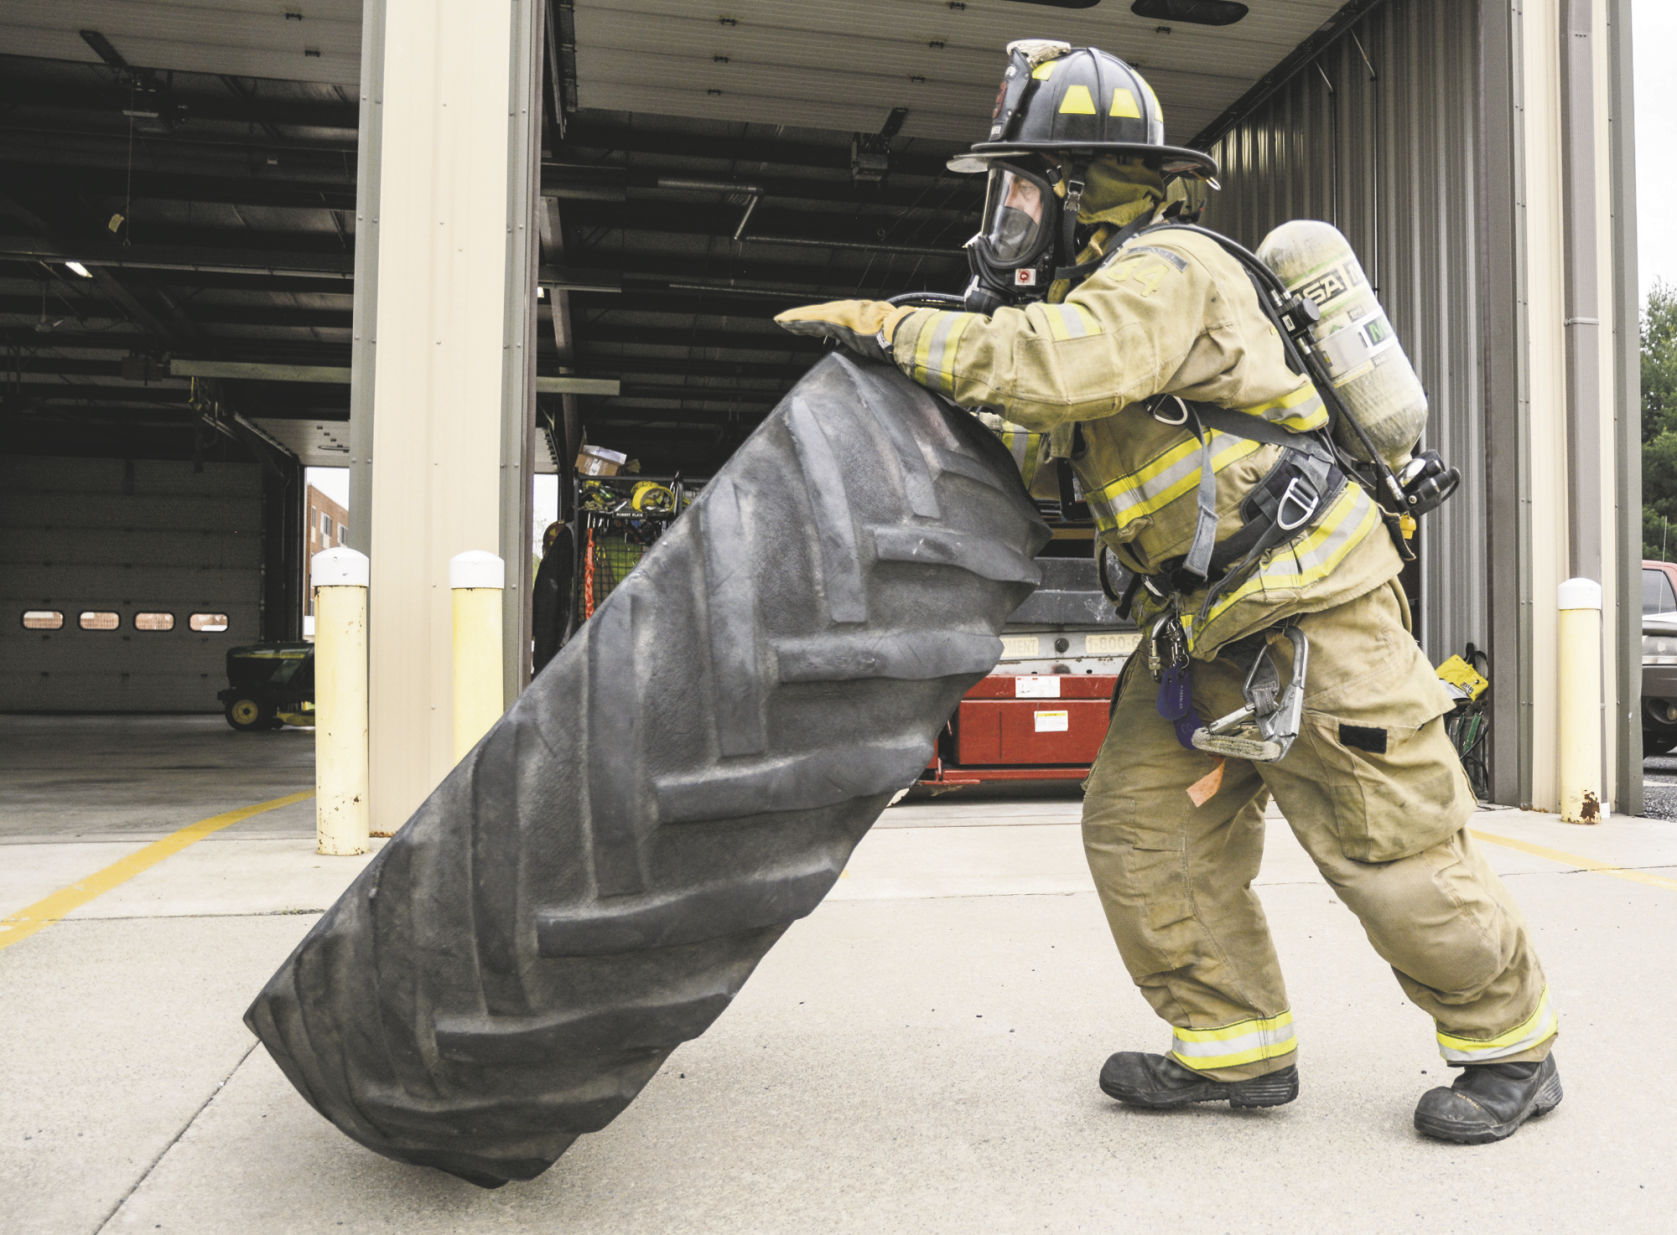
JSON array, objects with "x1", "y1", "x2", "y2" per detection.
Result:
[{"x1": 1150, "y1": 395, "x2": 1190, "y2": 427}]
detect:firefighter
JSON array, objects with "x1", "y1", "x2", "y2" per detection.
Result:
[
  {"x1": 775, "y1": 41, "x2": 1560, "y2": 1144},
  {"x1": 532, "y1": 519, "x2": 574, "y2": 673}
]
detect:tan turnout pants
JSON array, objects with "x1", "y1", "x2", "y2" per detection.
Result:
[{"x1": 1082, "y1": 582, "x2": 1556, "y2": 1081}]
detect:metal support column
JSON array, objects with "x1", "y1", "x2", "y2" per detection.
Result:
[
  {"x1": 1607, "y1": 0, "x2": 1643, "y2": 815},
  {"x1": 502, "y1": 0, "x2": 544, "y2": 700},
  {"x1": 362, "y1": 0, "x2": 546, "y2": 832},
  {"x1": 346, "y1": 0, "x2": 385, "y2": 555},
  {"x1": 1479, "y1": 0, "x2": 1531, "y2": 805}
]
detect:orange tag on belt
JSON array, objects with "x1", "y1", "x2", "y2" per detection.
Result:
[{"x1": 1186, "y1": 757, "x2": 1226, "y2": 808}]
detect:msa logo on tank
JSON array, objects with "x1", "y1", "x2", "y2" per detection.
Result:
[
  {"x1": 1298, "y1": 267, "x2": 1352, "y2": 307},
  {"x1": 1294, "y1": 262, "x2": 1401, "y2": 382}
]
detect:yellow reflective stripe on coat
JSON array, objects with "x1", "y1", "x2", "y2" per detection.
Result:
[
  {"x1": 1171, "y1": 1011, "x2": 1298, "y2": 1072},
  {"x1": 1040, "y1": 301, "x2": 1101, "y2": 342},
  {"x1": 1243, "y1": 381, "x2": 1329, "y2": 432},
  {"x1": 912, "y1": 311, "x2": 976, "y2": 396},
  {"x1": 1436, "y1": 988, "x2": 1558, "y2": 1063},
  {"x1": 1083, "y1": 430, "x2": 1265, "y2": 535},
  {"x1": 1186, "y1": 484, "x2": 1381, "y2": 641}
]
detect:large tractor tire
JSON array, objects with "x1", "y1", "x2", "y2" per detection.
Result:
[{"x1": 245, "y1": 356, "x2": 1048, "y2": 1186}]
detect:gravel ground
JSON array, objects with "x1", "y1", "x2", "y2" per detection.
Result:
[{"x1": 1642, "y1": 752, "x2": 1677, "y2": 819}]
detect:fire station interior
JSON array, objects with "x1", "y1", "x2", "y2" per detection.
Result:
[{"x1": 2, "y1": 0, "x2": 1370, "y2": 723}]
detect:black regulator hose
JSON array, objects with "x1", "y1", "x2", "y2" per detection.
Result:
[{"x1": 886, "y1": 291, "x2": 971, "y2": 310}]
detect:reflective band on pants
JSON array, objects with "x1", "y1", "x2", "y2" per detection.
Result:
[
  {"x1": 1170, "y1": 1011, "x2": 1298, "y2": 1071},
  {"x1": 1436, "y1": 987, "x2": 1558, "y2": 1063}
]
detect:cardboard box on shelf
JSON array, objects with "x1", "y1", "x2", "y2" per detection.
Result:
[{"x1": 576, "y1": 445, "x2": 628, "y2": 477}]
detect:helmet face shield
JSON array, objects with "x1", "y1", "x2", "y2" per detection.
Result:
[{"x1": 980, "y1": 164, "x2": 1052, "y2": 266}]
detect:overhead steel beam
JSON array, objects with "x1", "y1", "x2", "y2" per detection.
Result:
[
  {"x1": 171, "y1": 359, "x2": 355, "y2": 383},
  {"x1": 0, "y1": 237, "x2": 355, "y2": 279},
  {"x1": 0, "y1": 78, "x2": 359, "y2": 133},
  {"x1": 0, "y1": 162, "x2": 359, "y2": 213},
  {"x1": 562, "y1": 118, "x2": 962, "y2": 180},
  {"x1": 535, "y1": 375, "x2": 619, "y2": 395},
  {"x1": 171, "y1": 357, "x2": 620, "y2": 395}
]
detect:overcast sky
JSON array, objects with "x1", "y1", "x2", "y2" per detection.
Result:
[{"x1": 1637, "y1": 0, "x2": 1674, "y2": 301}]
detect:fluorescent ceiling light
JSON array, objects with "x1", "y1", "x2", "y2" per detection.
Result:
[{"x1": 65, "y1": 261, "x2": 93, "y2": 278}]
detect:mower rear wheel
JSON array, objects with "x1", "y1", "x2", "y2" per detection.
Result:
[{"x1": 225, "y1": 696, "x2": 274, "y2": 732}]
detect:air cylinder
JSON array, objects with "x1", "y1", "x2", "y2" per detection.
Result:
[{"x1": 1257, "y1": 220, "x2": 1428, "y2": 470}]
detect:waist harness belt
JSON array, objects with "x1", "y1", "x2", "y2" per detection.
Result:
[{"x1": 1107, "y1": 396, "x2": 1346, "y2": 626}]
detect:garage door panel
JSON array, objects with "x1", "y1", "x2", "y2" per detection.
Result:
[
  {"x1": 0, "y1": 457, "x2": 257, "y2": 496},
  {"x1": 0, "y1": 494, "x2": 263, "y2": 536},
  {"x1": 0, "y1": 457, "x2": 266, "y2": 713},
  {"x1": 0, "y1": 668, "x2": 229, "y2": 712},
  {"x1": 2, "y1": 566, "x2": 264, "y2": 606},
  {"x1": 1, "y1": 631, "x2": 251, "y2": 670},
  {"x1": 0, "y1": 527, "x2": 262, "y2": 567}
]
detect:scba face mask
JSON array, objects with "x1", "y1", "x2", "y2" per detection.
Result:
[{"x1": 963, "y1": 160, "x2": 1066, "y2": 312}]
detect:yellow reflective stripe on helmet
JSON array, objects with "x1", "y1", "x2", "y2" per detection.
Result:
[
  {"x1": 1138, "y1": 74, "x2": 1164, "y2": 125},
  {"x1": 1083, "y1": 431, "x2": 1265, "y2": 535},
  {"x1": 1187, "y1": 484, "x2": 1381, "y2": 641},
  {"x1": 1110, "y1": 87, "x2": 1141, "y2": 118},
  {"x1": 1437, "y1": 988, "x2": 1558, "y2": 1063},
  {"x1": 1041, "y1": 302, "x2": 1100, "y2": 342},
  {"x1": 1171, "y1": 1012, "x2": 1298, "y2": 1072},
  {"x1": 1241, "y1": 382, "x2": 1329, "y2": 433},
  {"x1": 1032, "y1": 60, "x2": 1058, "y2": 81},
  {"x1": 913, "y1": 311, "x2": 976, "y2": 396},
  {"x1": 1059, "y1": 83, "x2": 1097, "y2": 115}
]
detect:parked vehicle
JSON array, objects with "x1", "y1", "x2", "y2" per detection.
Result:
[
  {"x1": 1642, "y1": 561, "x2": 1677, "y2": 756},
  {"x1": 218, "y1": 642, "x2": 314, "y2": 731}
]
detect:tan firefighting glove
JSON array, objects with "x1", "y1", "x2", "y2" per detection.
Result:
[{"x1": 774, "y1": 299, "x2": 916, "y2": 364}]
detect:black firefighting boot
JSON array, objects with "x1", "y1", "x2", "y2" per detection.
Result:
[
  {"x1": 1098, "y1": 1052, "x2": 1299, "y2": 1109},
  {"x1": 1413, "y1": 1055, "x2": 1562, "y2": 1144}
]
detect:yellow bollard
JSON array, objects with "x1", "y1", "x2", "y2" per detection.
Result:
[
  {"x1": 1557, "y1": 577, "x2": 1606, "y2": 824},
  {"x1": 451, "y1": 550, "x2": 505, "y2": 761},
  {"x1": 314, "y1": 547, "x2": 371, "y2": 855}
]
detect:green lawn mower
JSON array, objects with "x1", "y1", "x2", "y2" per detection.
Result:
[{"x1": 218, "y1": 642, "x2": 315, "y2": 731}]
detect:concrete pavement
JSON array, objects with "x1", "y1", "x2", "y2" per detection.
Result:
[{"x1": 3, "y1": 715, "x2": 1675, "y2": 1233}]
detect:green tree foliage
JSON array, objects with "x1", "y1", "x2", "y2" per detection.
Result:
[{"x1": 1643, "y1": 282, "x2": 1677, "y2": 559}]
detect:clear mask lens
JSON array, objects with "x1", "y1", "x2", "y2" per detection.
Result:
[{"x1": 981, "y1": 166, "x2": 1049, "y2": 266}]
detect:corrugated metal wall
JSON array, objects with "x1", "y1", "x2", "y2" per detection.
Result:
[{"x1": 1200, "y1": 0, "x2": 1488, "y2": 663}]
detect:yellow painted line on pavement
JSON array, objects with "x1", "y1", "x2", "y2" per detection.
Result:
[
  {"x1": 1472, "y1": 828, "x2": 1677, "y2": 892},
  {"x1": 0, "y1": 790, "x2": 314, "y2": 953}
]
